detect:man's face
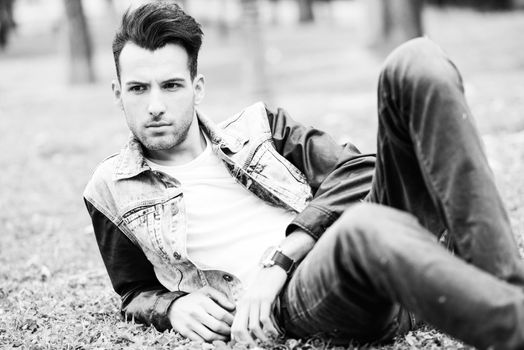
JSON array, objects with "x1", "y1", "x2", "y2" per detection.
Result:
[{"x1": 113, "y1": 42, "x2": 204, "y2": 152}]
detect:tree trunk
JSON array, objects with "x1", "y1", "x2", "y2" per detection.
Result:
[
  {"x1": 104, "y1": 0, "x2": 118, "y2": 24},
  {"x1": 367, "y1": 0, "x2": 423, "y2": 51},
  {"x1": 0, "y1": 0, "x2": 16, "y2": 49},
  {"x1": 63, "y1": 0, "x2": 95, "y2": 84},
  {"x1": 217, "y1": 0, "x2": 230, "y2": 40},
  {"x1": 297, "y1": 0, "x2": 315, "y2": 23},
  {"x1": 427, "y1": 0, "x2": 515, "y2": 10},
  {"x1": 388, "y1": 0, "x2": 423, "y2": 45},
  {"x1": 240, "y1": 0, "x2": 271, "y2": 102},
  {"x1": 269, "y1": 0, "x2": 279, "y2": 25}
]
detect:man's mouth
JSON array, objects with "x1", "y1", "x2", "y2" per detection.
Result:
[{"x1": 146, "y1": 122, "x2": 171, "y2": 128}]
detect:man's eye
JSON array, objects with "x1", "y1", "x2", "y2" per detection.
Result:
[
  {"x1": 164, "y1": 82, "x2": 182, "y2": 90},
  {"x1": 129, "y1": 85, "x2": 146, "y2": 93}
]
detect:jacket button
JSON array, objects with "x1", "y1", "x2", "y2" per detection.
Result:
[
  {"x1": 223, "y1": 274, "x2": 233, "y2": 282},
  {"x1": 173, "y1": 252, "x2": 181, "y2": 260}
]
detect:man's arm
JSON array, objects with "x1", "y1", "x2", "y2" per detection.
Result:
[
  {"x1": 85, "y1": 199, "x2": 235, "y2": 342},
  {"x1": 231, "y1": 228, "x2": 315, "y2": 342},
  {"x1": 232, "y1": 107, "x2": 375, "y2": 344},
  {"x1": 84, "y1": 200, "x2": 187, "y2": 331},
  {"x1": 267, "y1": 106, "x2": 376, "y2": 240}
]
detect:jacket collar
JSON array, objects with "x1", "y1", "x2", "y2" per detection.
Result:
[{"x1": 114, "y1": 109, "x2": 248, "y2": 181}]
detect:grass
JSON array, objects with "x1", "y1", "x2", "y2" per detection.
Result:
[{"x1": 1, "y1": 4, "x2": 524, "y2": 349}]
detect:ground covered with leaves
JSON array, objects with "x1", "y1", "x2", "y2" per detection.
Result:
[{"x1": 1, "y1": 5, "x2": 523, "y2": 349}]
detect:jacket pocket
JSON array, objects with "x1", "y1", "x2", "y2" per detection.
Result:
[
  {"x1": 121, "y1": 194, "x2": 182, "y2": 262},
  {"x1": 247, "y1": 142, "x2": 312, "y2": 212}
]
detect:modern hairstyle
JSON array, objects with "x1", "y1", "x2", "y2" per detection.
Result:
[{"x1": 112, "y1": 1, "x2": 203, "y2": 81}]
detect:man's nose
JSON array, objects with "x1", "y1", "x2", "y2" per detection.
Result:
[{"x1": 148, "y1": 88, "x2": 166, "y2": 118}]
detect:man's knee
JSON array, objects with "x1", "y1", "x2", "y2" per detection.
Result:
[
  {"x1": 382, "y1": 37, "x2": 446, "y2": 75},
  {"x1": 386, "y1": 37, "x2": 441, "y2": 64},
  {"x1": 380, "y1": 37, "x2": 462, "y2": 94}
]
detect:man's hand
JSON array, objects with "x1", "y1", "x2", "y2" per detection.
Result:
[
  {"x1": 231, "y1": 266, "x2": 287, "y2": 345},
  {"x1": 168, "y1": 286, "x2": 236, "y2": 342}
]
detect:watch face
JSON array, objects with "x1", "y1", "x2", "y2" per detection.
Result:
[{"x1": 260, "y1": 246, "x2": 278, "y2": 267}]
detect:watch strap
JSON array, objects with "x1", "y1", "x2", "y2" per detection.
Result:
[
  {"x1": 263, "y1": 247, "x2": 295, "y2": 274},
  {"x1": 272, "y1": 250, "x2": 295, "y2": 274}
]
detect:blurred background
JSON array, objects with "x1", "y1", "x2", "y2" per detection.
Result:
[{"x1": 1, "y1": 0, "x2": 524, "y2": 347}]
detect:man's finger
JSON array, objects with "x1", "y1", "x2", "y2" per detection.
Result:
[
  {"x1": 248, "y1": 302, "x2": 267, "y2": 342},
  {"x1": 191, "y1": 321, "x2": 229, "y2": 342},
  {"x1": 179, "y1": 328, "x2": 206, "y2": 342},
  {"x1": 231, "y1": 302, "x2": 253, "y2": 345},
  {"x1": 203, "y1": 287, "x2": 236, "y2": 311},
  {"x1": 196, "y1": 310, "x2": 231, "y2": 336},
  {"x1": 259, "y1": 301, "x2": 279, "y2": 337},
  {"x1": 205, "y1": 299, "x2": 235, "y2": 326}
]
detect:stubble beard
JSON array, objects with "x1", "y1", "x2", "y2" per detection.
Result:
[
  {"x1": 140, "y1": 123, "x2": 191, "y2": 152},
  {"x1": 124, "y1": 104, "x2": 196, "y2": 153}
]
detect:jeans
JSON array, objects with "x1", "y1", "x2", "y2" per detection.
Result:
[{"x1": 279, "y1": 37, "x2": 524, "y2": 350}]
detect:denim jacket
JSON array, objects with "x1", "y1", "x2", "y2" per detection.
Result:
[{"x1": 83, "y1": 102, "x2": 376, "y2": 330}]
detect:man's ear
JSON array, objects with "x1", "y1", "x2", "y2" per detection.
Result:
[
  {"x1": 112, "y1": 80, "x2": 123, "y2": 110},
  {"x1": 193, "y1": 74, "x2": 205, "y2": 106}
]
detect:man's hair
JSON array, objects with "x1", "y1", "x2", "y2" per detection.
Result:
[{"x1": 112, "y1": 1, "x2": 203, "y2": 81}]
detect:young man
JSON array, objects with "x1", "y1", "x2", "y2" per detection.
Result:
[{"x1": 84, "y1": 2, "x2": 524, "y2": 349}]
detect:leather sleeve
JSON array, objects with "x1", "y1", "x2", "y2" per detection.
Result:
[
  {"x1": 84, "y1": 199, "x2": 187, "y2": 331},
  {"x1": 266, "y1": 106, "x2": 376, "y2": 240}
]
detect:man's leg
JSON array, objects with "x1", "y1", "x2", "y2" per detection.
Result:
[
  {"x1": 280, "y1": 203, "x2": 524, "y2": 349},
  {"x1": 370, "y1": 37, "x2": 524, "y2": 282},
  {"x1": 280, "y1": 38, "x2": 524, "y2": 349}
]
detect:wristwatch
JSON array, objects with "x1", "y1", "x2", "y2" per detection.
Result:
[{"x1": 260, "y1": 246, "x2": 296, "y2": 274}]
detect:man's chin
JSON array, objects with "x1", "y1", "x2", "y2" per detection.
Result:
[
  {"x1": 141, "y1": 136, "x2": 182, "y2": 152},
  {"x1": 143, "y1": 142, "x2": 177, "y2": 151}
]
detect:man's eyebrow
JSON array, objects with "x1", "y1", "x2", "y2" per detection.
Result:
[
  {"x1": 125, "y1": 80, "x2": 148, "y2": 86},
  {"x1": 162, "y1": 78, "x2": 186, "y2": 84},
  {"x1": 124, "y1": 78, "x2": 186, "y2": 86}
]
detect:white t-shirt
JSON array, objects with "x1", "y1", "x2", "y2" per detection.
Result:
[{"x1": 146, "y1": 139, "x2": 296, "y2": 286}]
